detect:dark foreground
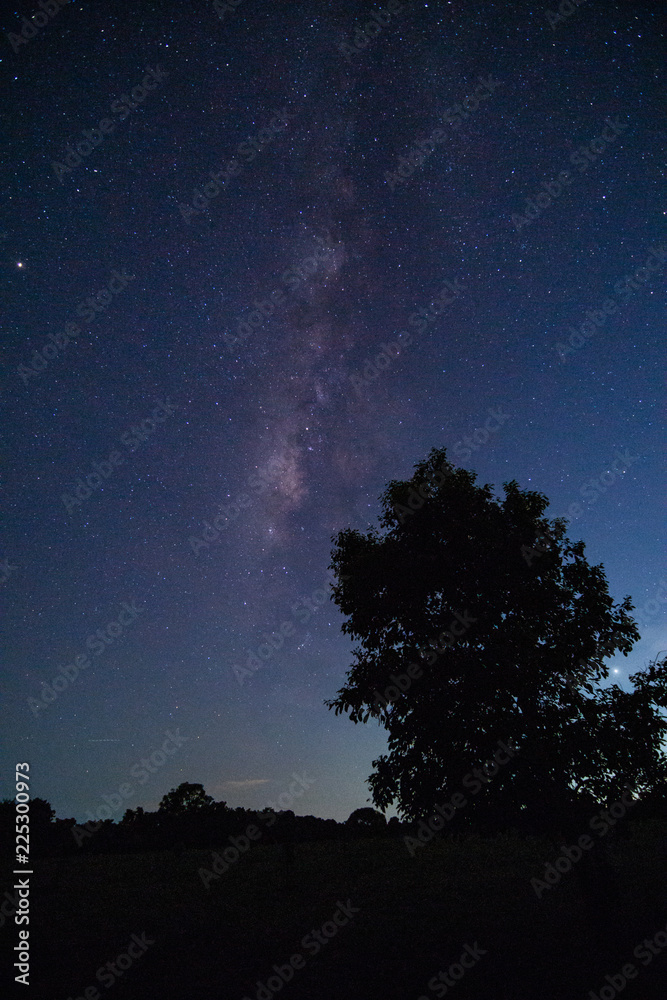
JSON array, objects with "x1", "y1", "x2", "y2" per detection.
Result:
[{"x1": 25, "y1": 822, "x2": 667, "y2": 999}]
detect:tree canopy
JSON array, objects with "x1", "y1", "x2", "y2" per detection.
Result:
[
  {"x1": 325, "y1": 447, "x2": 667, "y2": 832},
  {"x1": 158, "y1": 782, "x2": 215, "y2": 814},
  {"x1": 346, "y1": 807, "x2": 387, "y2": 834}
]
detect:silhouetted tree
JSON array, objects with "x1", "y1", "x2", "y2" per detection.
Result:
[
  {"x1": 346, "y1": 807, "x2": 387, "y2": 835},
  {"x1": 325, "y1": 447, "x2": 667, "y2": 833},
  {"x1": 157, "y1": 784, "x2": 216, "y2": 848},
  {"x1": 158, "y1": 782, "x2": 214, "y2": 814}
]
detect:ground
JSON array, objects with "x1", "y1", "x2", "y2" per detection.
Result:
[{"x1": 27, "y1": 821, "x2": 666, "y2": 999}]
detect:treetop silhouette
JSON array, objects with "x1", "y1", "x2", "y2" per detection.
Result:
[{"x1": 325, "y1": 447, "x2": 667, "y2": 831}]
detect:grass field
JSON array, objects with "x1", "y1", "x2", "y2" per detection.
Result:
[{"x1": 26, "y1": 821, "x2": 666, "y2": 999}]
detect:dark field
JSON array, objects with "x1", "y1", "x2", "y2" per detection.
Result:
[{"x1": 26, "y1": 821, "x2": 666, "y2": 999}]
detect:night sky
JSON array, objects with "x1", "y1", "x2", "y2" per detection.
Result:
[{"x1": 1, "y1": 0, "x2": 664, "y2": 825}]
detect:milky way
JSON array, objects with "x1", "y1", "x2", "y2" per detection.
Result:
[{"x1": 1, "y1": 0, "x2": 664, "y2": 822}]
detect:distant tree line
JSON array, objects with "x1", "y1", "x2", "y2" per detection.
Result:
[
  {"x1": 0, "y1": 785, "x2": 400, "y2": 858},
  {"x1": 1, "y1": 783, "x2": 665, "y2": 860}
]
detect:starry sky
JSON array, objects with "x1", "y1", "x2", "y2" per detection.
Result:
[{"x1": 1, "y1": 0, "x2": 664, "y2": 824}]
